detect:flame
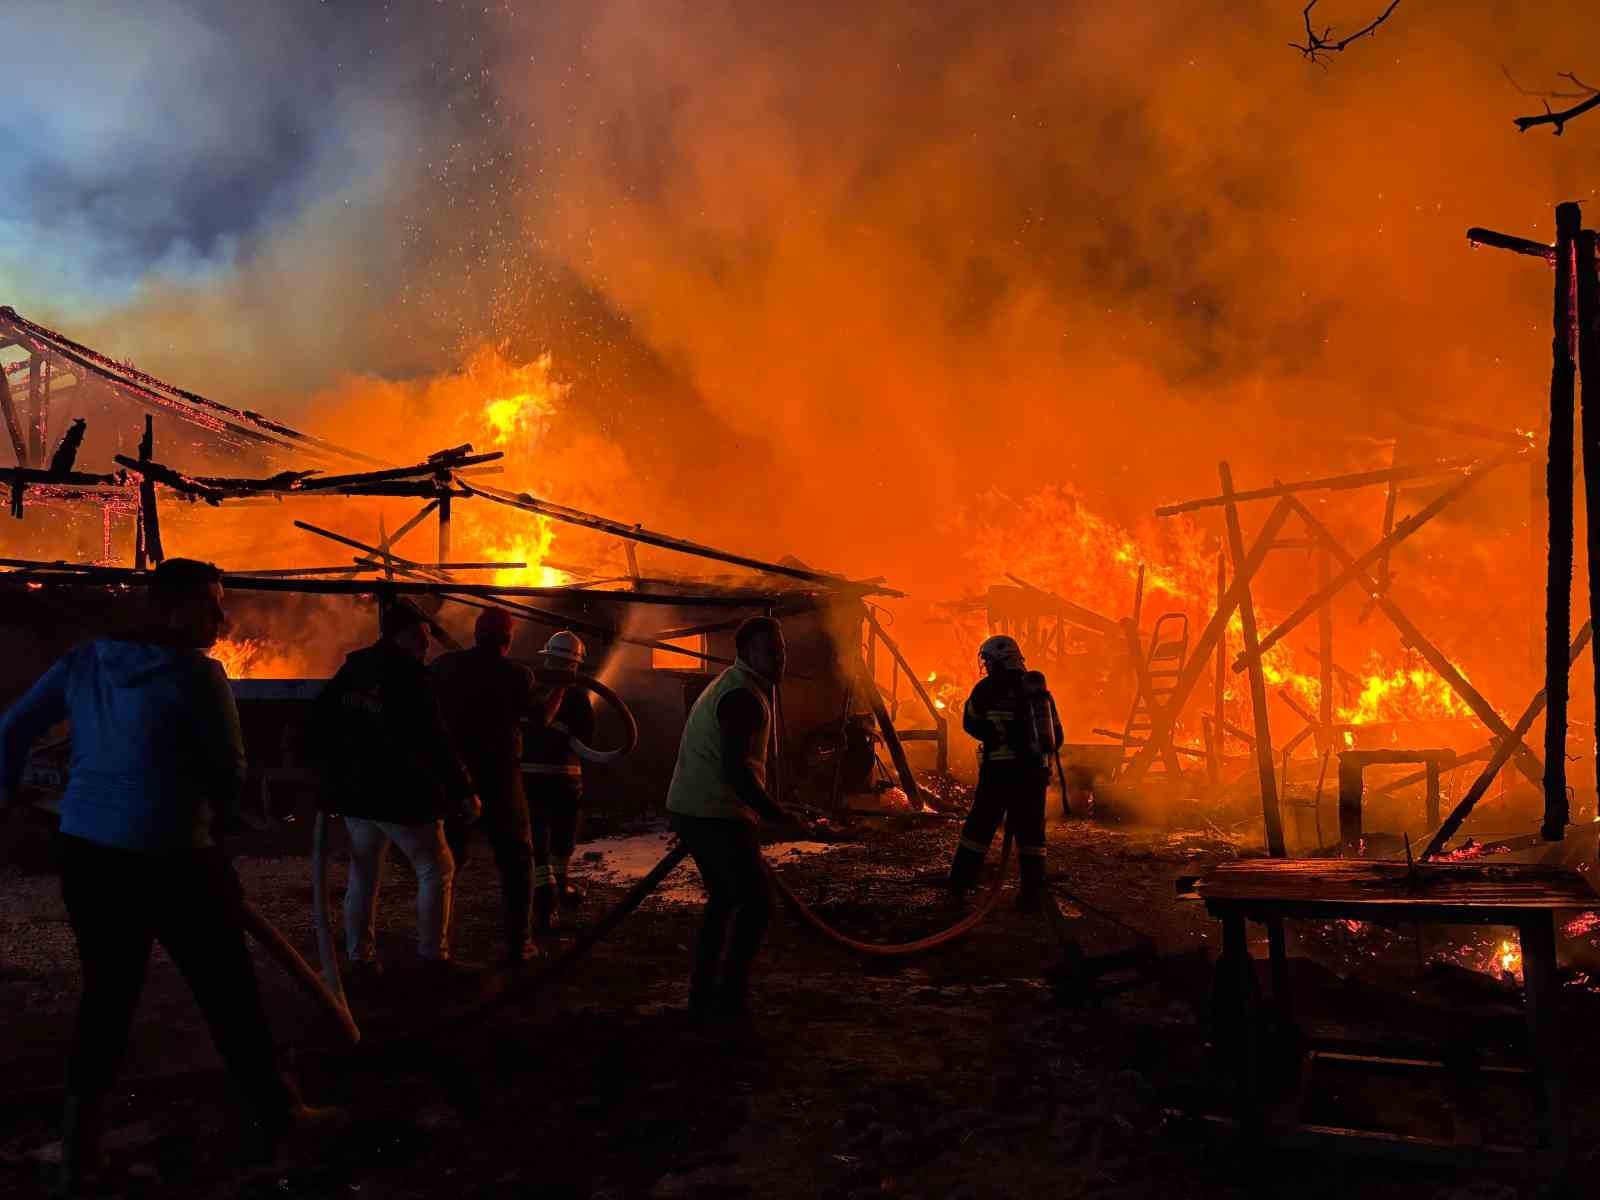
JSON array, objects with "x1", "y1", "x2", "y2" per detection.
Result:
[
  {"x1": 1497, "y1": 939, "x2": 1521, "y2": 978},
  {"x1": 943, "y1": 483, "x2": 1484, "y2": 740},
  {"x1": 210, "y1": 637, "x2": 307, "y2": 679}
]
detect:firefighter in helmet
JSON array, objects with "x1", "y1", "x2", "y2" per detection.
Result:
[
  {"x1": 523, "y1": 630, "x2": 597, "y2": 934},
  {"x1": 948, "y1": 634, "x2": 1063, "y2": 910}
]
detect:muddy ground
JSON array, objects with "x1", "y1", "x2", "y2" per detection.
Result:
[{"x1": 2, "y1": 804, "x2": 1599, "y2": 1200}]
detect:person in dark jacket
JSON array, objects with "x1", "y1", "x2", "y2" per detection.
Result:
[
  {"x1": 948, "y1": 634, "x2": 1063, "y2": 910},
  {"x1": 522, "y1": 630, "x2": 596, "y2": 934},
  {"x1": 665, "y1": 617, "x2": 800, "y2": 1027},
  {"x1": 0, "y1": 559, "x2": 339, "y2": 1193},
  {"x1": 311, "y1": 600, "x2": 479, "y2": 967},
  {"x1": 431, "y1": 607, "x2": 554, "y2": 966}
]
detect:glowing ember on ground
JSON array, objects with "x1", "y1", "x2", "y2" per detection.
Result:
[{"x1": 1564, "y1": 911, "x2": 1600, "y2": 939}]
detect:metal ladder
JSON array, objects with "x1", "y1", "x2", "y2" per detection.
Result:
[{"x1": 1120, "y1": 613, "x2": 1190, "y2": 775}]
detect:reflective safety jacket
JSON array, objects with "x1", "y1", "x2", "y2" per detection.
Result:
[
  {"x1": 665, "y1": 663, "x2": 771, "y2": 822},
  {"x1": 962, "y1": 668, "x2": 1063, "y2": 770}
]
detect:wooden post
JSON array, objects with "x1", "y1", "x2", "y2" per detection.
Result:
[
  {"x1": 1574, "y1": 224, "x2": 1600, "y2": 842},
  {"x1": 1220, "y1": 462, "x2": 1285, "y2": 857},
  {"x1": 1543, "y1": 202, "x2": 1581, "y2": 839},
  {"x1": 437, "y1": 493, "x2": 452, "y2": 566},
  {"x1": 1211, "y1": 551, "x2": 1226, "y2": 784},
  {"x1": 624, "y1": 540, "x2": 640, "y2": 581},
  {"x1": 136, "y1": 416, "x2": 163, "y2": 566},
  {"x1": 1317, "y1": 545, "x2": 1333, "y2": 741}
]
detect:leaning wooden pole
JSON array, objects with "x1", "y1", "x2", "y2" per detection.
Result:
[
  {"x1": 1220, "y1": 463, "x2": 1285, "y2": 857},
  {"x1": 1543, "y1": 202, "x2": 1581, "y2": 840},
  {"x1": 1421, "y1": 620, "x2": 1594, "y2": 860},
  {"x1": 1317, "y1": 544, "x2": 1334, "y2": 739},
  {"x1": 1209, "y1": 551, "x2": 1226, "y2": 787}
]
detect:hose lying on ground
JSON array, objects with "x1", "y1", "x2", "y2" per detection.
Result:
[
  {"x1": 764, "y1": 824, "x2": 1013, "y2": 958},
  {"x1": 239, "y1": 899, "x2": 361, "y2": 1046}
]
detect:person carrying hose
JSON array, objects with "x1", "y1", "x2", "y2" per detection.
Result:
[
  {"x1": 431, "y1": 608, "x2": 552, "y2": 967},
  {"x1": 0, "y1": 559, "x2": 342, "y2": 1194},
  {"x1": 666, "y1": 616, "x2": 803, "y2": 1029},
  {"x1": 948, "y1": 635, "x2": 1063, "y2": 911},
  {"x1": 520, "y1": 630, "x2": 596, "y2": 936}
]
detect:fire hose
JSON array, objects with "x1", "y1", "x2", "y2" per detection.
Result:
[
  {"x1": 310, "y1": 668, "x2": 639, "y2": 1042},
  {"x1": 764, "y1": 825, "x2": 1014, "y2": 957}
]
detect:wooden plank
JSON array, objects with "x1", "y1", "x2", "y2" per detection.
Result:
[
  {"x1": 1211, "y1": 551, "x2": 1225, "y2": 785},
  {"x1": 1004, "y1": 573, "x2": 1120, "y2": 637},
  {"x1": 1317, "y1": 547, "x2": 1334, "y2": 734},
  {"x1": 1573, "y1": 225, "x2": 1600, "y2": 842},
  {"x1": 1466, "y1": 227, "x2": 1556, "y2": 262},
  {"x1": 1287, "y1": 496, "x2": 1545, "y2": 791},
  {"x1": 0, "y1": 363, "x2": 26, "y2": 466},
  {"x1": 1197, "y1": 858, "x2": 1600, "y2": 909},
  {"x1": 458, "y1": 477, "x2": 902, "y2": 597},
  {"x1": 1120, "y1": 498, "x2": 1294, "y2": 783},
  {"x1": 1421, "y1": 620, "x2": 1594, "y2": 860},
  {"x1": 1220, "y1": 462, "x2": 1285, "y2": 857},
  {"x1": 1154, "y1": 458, "x2": 1479, "y2": 517}
]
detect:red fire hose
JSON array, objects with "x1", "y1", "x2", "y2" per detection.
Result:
[{"x1": 763, "y1": 824, "x2": 1014, "y2": 957}]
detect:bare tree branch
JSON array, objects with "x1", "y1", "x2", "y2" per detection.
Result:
[
  {"x1": 1515, "y1": 86, "x2": 1600, "y2": 136},
  {"x1": 1290, "y1": 1, "x2": 1402, "y2": 63},
  {"x1": 1502, "y1": 65, "x2": 1599, "y2": 101}
]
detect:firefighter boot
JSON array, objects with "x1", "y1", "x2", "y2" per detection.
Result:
[
  {"x1": 948, "y1": 840, "x2": 986, "y2": 902},
  {"x1": 1016, "y1": 850, "x2": 1048, "y2": 912}
]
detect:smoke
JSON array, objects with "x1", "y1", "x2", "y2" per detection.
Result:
[{"x1": 4, "y1": 1, "x2": 1594, "y2": 688}]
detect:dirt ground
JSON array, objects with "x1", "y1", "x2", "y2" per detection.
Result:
[{"x1": 2, "y1": 804, "x2": 1599, "y2": 1200}]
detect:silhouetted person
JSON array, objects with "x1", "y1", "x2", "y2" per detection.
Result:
[
  {"x1": 521, "y1": 630, "x2": 595, "y2": 936},
  {"x1": 0, "y1": 558, "x2": 337, "y2": 1193},
  {"x1": 948, "y1": 635, "x2": 1063, "y2": 910},
  {"x1": 311, "y1": 600, "x2": 479, "y2": 970},
  {"x1": 431, "y1": 608, "x2": 548, "y2": 965},
  {"x1": 665, "y1": 616, "x2": 798, "y2": 1028}
]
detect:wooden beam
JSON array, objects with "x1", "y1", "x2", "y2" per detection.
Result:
[
  {"x1": 1420, "y1": 619, "x2": 1594, "y2": 860},
  {"x1": 1234, "y1": 451, "x2": 1517, "y2": 672},
  {"x1": 136, "y1": 416, "x2": 163, "y2": 565},
  {"x1": 1120, "y1": 497, "x2": 1294, "y2": 783},
  {"x1": 1285, "y1": 496, "x2": 1545, "y2": 791},
  {"x1": 1465, "y1": 226, "x2": 1556, "y2": 262},
  {"x1": 1210, "y1": 550, "x2": 1226, "y2": 786},
  {"x1": 1154, "y1": 457, "x2": 1480, "y2": 517},
  {"x1": 1317, "y1": 545, "x2": 1333, "y2": 736},
  {"x1": 1004, "y1": 573, "x2": 1120, "y2": 637},
  {"x1": 458, "y1": 477, "x2": 902, "y2": 597},
  {"x1": 0, "y1": 364, "x2": 25, "y2": 466},
  {"x1": 1221, "y1": 462, "x2": 1285, "y2": 857}
]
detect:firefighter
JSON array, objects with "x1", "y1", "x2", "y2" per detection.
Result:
[
  {"x1": 666, "y1": 616, "x2": 798, "y2": 1026},
  {"x1": 432, "y1": 608, "x2": 554, "y2": 966},
  {"x1": 523, "y1": 630, "x2": 596, "y2": 934},
  {"x1": 948, "y1": 634, "x2": 1063, "y2": 911}
]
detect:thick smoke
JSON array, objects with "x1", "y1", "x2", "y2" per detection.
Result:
[{"x1": 4, "y1": 1, "x2": 1595, "y2": 693}]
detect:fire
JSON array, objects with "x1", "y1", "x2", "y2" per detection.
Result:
[
  {"x1": 1497, "y1": 939, "x2": 1522, "y2": 978},
  {"x1": 210, "y1": 637, "x2": 306, "y2": 679},
  {"x1": 947, "y1": 483, "x2": 1484, "y2": 740}
]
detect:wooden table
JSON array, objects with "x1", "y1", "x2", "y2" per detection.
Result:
[{"x1": 1196, "y1": 858, "x2": 1600, "y2": 1175}]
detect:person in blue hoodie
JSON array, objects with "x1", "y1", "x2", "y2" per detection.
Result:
[{"x1": 0, "y1": 559, "x2": 337, "y2": 1193}]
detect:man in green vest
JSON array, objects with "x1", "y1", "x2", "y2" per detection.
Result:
[{"x1": 665, "y1": 616, "x2": 794, "y2": 1027}]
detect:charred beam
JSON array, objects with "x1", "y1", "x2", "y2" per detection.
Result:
[{"x1": 1154, "y1": 456, "x2": 1479, "y2": 517}]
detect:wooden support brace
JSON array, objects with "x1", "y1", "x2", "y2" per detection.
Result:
[
  {"x1": 1235, "y1": 451, "x2": 1518, "y2": 673},
  {"x1": 1286, "y1": 497, "x2": 1545, "y2": 791}
]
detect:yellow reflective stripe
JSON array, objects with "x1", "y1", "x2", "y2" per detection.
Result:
[
  {"x1": 985, "y1": 748, "x2": 1017, "y2": 760},
  {"x1": 533, "y1": 865, "x2": 557, "y2": 884},
  {"x1": 522, "y1": 764, "x2": 582, "y2": 776}
]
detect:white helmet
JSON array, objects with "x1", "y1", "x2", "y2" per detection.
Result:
[
  {"x1": 543, "y1": 630, "x2": 586, "y2": 667},
  {"x1": 978, "y1": 634, "x2": 1025, "y2": 671}
]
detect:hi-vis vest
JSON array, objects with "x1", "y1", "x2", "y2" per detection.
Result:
[{"x1": 665, "y1": 663, "x2": 771, "y2": 821}]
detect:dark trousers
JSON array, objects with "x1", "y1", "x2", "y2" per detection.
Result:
[
  {"x1": 59, "y1": 835, "x2": 292, "y2": 1128},
  {"x1": 671, "y1": 814, "x2": 772, "y2": 1014},
  {"x1": 530, "y1": 781, "x2": 583, "y2": 893},
  {"x1": 446, "y1": 781, "x2": 534, "y2": 957},
  {"x1": 949, "y1": 767, "x2": 1049, "y2": 896}
]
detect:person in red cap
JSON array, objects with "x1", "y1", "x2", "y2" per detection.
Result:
[
  {"x1": 431, "y1": 607, "x2": 563, "y2": 965},
  {"x1": 311, "y1": 598, "x2": 479, "y2": 969}
]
